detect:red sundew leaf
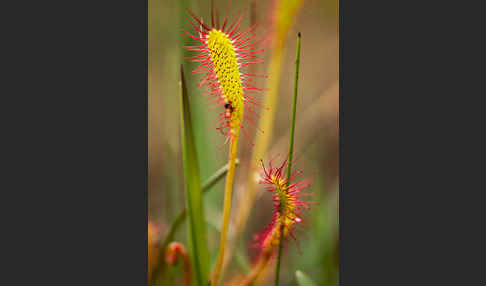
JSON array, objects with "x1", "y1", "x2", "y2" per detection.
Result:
[
  {"x1": 182, "y1": 6, "x2": 266, "y2": 146},
  {"x1": 253, "y1": 158, "x2": 314, "y2": 256}
]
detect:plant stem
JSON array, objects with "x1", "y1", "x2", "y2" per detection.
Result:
[
  {"x1": 202, "y1": 159, "x2": 239, "y2": 192},
  {"x1": 274, "y1": 223, "x2": 284, "y2": 286},
  {"x1": 211, "y1": 132, "x2": 240, "y2": 286},
  {"x1": 275, "y1": 31, "x2": 301, "y2": 286}
]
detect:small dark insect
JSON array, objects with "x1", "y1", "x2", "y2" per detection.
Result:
[{"x1": 224, "y1": 102, "x2": 234, "y2": 113}]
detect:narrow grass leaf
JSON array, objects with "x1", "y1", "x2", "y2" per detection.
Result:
[{"x1": 179, "y1": 65, "x2": 209, "y2": 286}]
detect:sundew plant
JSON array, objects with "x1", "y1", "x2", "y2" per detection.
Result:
[{"x1": 149, "y1": 1, "x2": 339, "y2": 286}]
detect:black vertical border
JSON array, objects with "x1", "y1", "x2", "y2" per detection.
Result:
[{"x1": 6, "y1": 0, "x2": 150, "y2": 284}]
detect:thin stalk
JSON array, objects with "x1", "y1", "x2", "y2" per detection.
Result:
[
  {"x1": 275, "y1": 31, "x2": 301, "y2": 286},
  {"x1": 202, "y1": 159, "x2": 240, "y2": 192},
  {"x1": 211, "y1": 131, "x2": 240, "y2": 286},
  {"x1": 274, "y1": 225, "x2": 285, "y2": 286}
]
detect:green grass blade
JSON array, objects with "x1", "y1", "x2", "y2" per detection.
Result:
[
  {"x1": 285, "y1": 31, "x2": 302, "y2": 183},
  {"x1": 179, "y1": 65, "x2": 209, "y2": 286},
  {"x1": 295, "y1": 270, "x2": 318, "y2": 286}
]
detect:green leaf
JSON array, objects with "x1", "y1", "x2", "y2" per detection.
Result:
[
  {"x1": 179, "y1": 65, "x2": 209, "y2": 286},
  {"x1": 295, "y1": 270, "x2": 318, "y2": 286}
]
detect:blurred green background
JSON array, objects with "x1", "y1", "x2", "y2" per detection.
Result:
[{"x1": 149, "y1": 0, "x2": 338, "y2": 285}]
